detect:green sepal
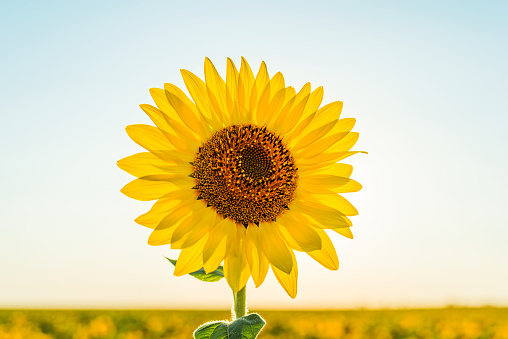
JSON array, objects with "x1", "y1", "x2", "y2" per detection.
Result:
[
  {"x1": 165, "y1": 257, "x2": 224, "y2": 282},
  {"x1": 193, "y1": 314, "x2": 266, "y2": 339}
]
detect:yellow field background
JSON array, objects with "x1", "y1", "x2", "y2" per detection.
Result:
[{"x1": 1, "y1": 308, "x2": 507, "y2": 339}]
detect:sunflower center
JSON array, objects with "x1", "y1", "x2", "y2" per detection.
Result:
[
  {"x1": 239, "y1": 145, "x2": 271, "y2": 180},
  {"x1": 192, "y1": 124, "x2": 298, "y2": 227}
]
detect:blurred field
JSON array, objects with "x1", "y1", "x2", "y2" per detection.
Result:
[{"x1": 1, "y1": 308, "x2": 507, "y2": 339}]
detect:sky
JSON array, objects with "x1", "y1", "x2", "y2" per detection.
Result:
[{"x1": 1, "y1": 0, "x2": 507, "y2": 310}]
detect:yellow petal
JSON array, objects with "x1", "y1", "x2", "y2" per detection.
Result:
[
  {"x1": 307, "y1": 229, "x2": 339, "y2": 270},
  {"x1": 134, "y1": 198, "x2": 180, "y2": 229},
  {"x1": 296, "y1": 121, "x2": 358, "y2": 160},
  {"x1": 138, "y1": 174, "x2": 194, "y2": 190},
  {"x1": 204, "y1": 57, "x2": 229, "y2": 125},
  {"x1": 180, "y1": 69, "x2": 222, "y2": 131},
  {"x1": 267, "y1": 87, "x2": 287, "y2": 122},
  {"x1": 291, "y1": 199, "x2": 352, "y2": 229},
  {"x1": 139, "y1": 103, "x2": 201, "y2": 152},
  {"x1": 249, "y1": 61, "x2": 269, "y2": 117},
  {"x1": 125, "y1": 124, "x2": 172, "y2": 152},
  {"x1": 307, "y1": 101, "x2": 342, "y2": 130},
  {"x1": 138, "y1": 104, "x2": 173, "y2": 136},
  {"x1": 202, "y1": 217, "x2": 237, "y2": 273},
  {"x1": 287, "y1": 89, "x2": 330, "y2": 144},
  {"x1": 226, "y1": 57, "x2": 240, "y2": 123},
  {"x1": 300, "y1": 175, "x2": 362, "y2": 194},
  {"x1": 144, "y1": 100, "x2": 200, "y2": 152},
  {"x1": 256, "y1": 61, "x2": 269, "y2": 81},
  {"x1": 269, "y1": 95, "x2": 296, "y2": 134},
  {"x1": 283, "y1": 86, "x2": 296, "y2": 104},
  {"x1": 333, "y1": 227, "x2": 354, "y2": 239},
  {"x1": 258, "y1": 222, "x2": 293, "y2": 274},
  {"x1": 164, "y1": 84, "x2": 210, "y2": 138},
  {"x1": 154, "y1": 199, "x2": 196, "y2": 230},
  {"x1": 164, "y1": 83, "x2": 200, "y2": 118},
  {"x1": 237, "y1": 57, "x2": 255, "y2": 123},
  {"x1": 299, "y1": 174, "x2": 351, "y2": 190},
  {"x1": 300, "y1": 86, "x2": 324, "y2": 120},
  {"x1": 277, "y1": 213, "x2": 322, "y2": 252},
  {"x1": 287, "y1": 111, "x2": 315, "y2": 144},
  {"x1": 125, "y1": 124, "x2": 194, "y2": 163},
  {"x1": 259, "y1": 87, "x2": 286, "y2": 126},
  {"x1": 299, "y1": 150, "x2": 367, "y2": 168},
  {"x1": 171, "y1": 205, "x2": 216, "y2": 249},
  {"x1": 278, "y1": 83, "x2": 311, "y2": 134},
  {"x1": 272, "y1": 248, "x2": 298, "y2": 299},
  {"x1": 121, "y1": 179, "x2": 181, "y2": 201},
  {"x1": 295, "y1": 157, "x2": 336, "y2": 173},
  {"x1": 312, "y1": 193, "x2": 358, "y2": 216},
  {"x1": 332, "y1": 179, "x2": 363, "y2": 193},
  {"x1": 147, "y1": 202, "x2": 196, "y2": 246},
  {"x1": 224, "y1": 226, "x2": 251, "y2": 292},
  {"x1": 292, "y1": 119, "x2": 337, "y2": 150},
  {"x1": 117, "y1": 152, "x2": 178, "y2": 177},
  {"x1": 327, "y1": 132, "x2": 360, "y2": 153},
  {"x1": 245, "y1": 225, "x2": 270, "y2": 287},
  {"x1": 149, "y1": 87, "x2": 181, "y2": 123},
  {"x1": 329, "y1": 117, "x2": 356, "y2": 135},
  {"x1": 152, "y1": 165, "x2": 193, "y2": 176},
  {"x1": 297, "y1": 187, "x2": 358, "y2": 217},
  {"x1": 144, "y1": 97, "x2": 200, "y2": 149},
  {"x1": 147, "y1": 223, "x2": 178, "y2": 246},
  {"x1": 313, "y1": 163, "x2": 353, "y2": 176},
  {"x1": 174, "y1": 235, "x2": 208, "y2": 276},
  {"x1": 269, "y1": 72, "x2": 285, "y2": 99},
  {"x1": 295, "y1": 83, "x2": 312, "y2": 104},
  {"x1": 255, "y1": 81, "x2": 271, "y2": 125},
  {"x1": 299, "y1": 173, "x2": 362, "y2": 194},
  {"x1": 160, "y1": 186, "x2": 197, "y2": 201}
]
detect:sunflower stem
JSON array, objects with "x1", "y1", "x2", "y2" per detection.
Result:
[{"x1": 233, "y1": 285, "x2": 247, "y2": 319}]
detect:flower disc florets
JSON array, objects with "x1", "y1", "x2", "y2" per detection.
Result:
[{"x1": 192, "y1": 124, "x2": 298, "y2": 227}]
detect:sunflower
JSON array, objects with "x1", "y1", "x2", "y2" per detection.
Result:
[{"x1": 118, "y1": 57, "x2": 363, "y2": 298}]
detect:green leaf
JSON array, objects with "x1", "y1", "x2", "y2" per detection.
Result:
[
  {"x1": 193, "y1": 321, "x2": 228, "y2": 339},
  {"x1": 193, "y1": 314, "x2": 266, "y2": 339},
  {"x1": 229, "y1": 314, "x2": 266, "y2": 338},
  {"x1": 165, "y1": 257, "x2": 224, "y2": 282}
]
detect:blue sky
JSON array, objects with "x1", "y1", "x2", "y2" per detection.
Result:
[{"x1": 1, "y1": 0, "x2": 507, "y2": 309}]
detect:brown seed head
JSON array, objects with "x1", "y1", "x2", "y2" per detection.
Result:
[{"x1": 193, "y1": 124, "x2": 298, "y2": 226}]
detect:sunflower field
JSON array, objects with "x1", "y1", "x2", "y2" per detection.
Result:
[{"x1": 1, "y1": 308, "x2": 507, "y2": 339}]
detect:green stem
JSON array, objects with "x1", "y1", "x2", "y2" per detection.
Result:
[{"x1": 233, "y1": 285, "x2": 247, "y2": 319}]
